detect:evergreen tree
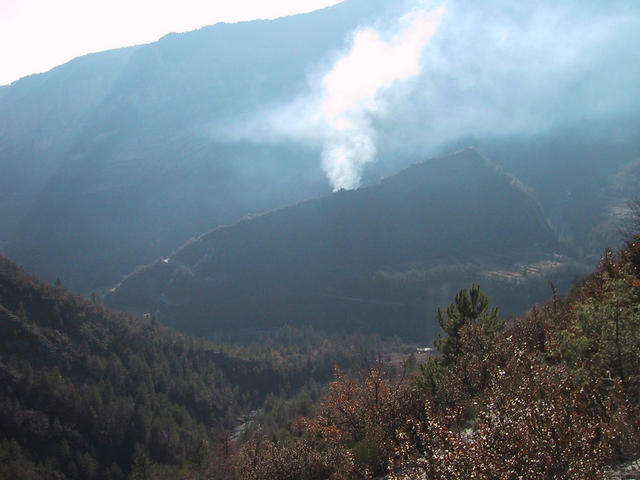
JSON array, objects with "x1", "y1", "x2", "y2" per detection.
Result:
[
  {"x1": 129, "y1": 446, "x2": 151, "y2": 480},
  {"x1": 434, "y1": 283, "x2": 499, "y2": 365}
]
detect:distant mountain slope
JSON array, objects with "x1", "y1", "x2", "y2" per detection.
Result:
[
  {"x1": 0, "y1": 0, "x2": 394, "y2": 293},
  {"x1": 2, "y1": 0, "x2": 637, "y2": 296},
  {"x1": 581, "y1": 156, "x2": 640, "y2": 253},
  {"x1": 106, "y1": 149, "x2": 579, "y2": 340}
]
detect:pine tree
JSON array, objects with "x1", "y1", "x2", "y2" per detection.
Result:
[
  {"x1": 129, "y1": 446, "x2": 151, "y2": 480},
  {"x1": 434, "y1": 283, "x2": 499, "y2": 365}
]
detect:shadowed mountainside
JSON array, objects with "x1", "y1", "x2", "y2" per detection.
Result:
[
  {"x1": 0, "y1": 253, "x2": 384, "y2": 478},
  {"x1": 107, "y1": 148, "x2": 585, "y2": 340},
  {"x1": 0, "y1": 0, "x2": 394, "y2": 293},
  {"x1": 1, "y1": 0, "x2": 638, "y2": 296}
]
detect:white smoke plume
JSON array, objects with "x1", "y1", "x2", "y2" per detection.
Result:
[
  {"x1": 208, "y1": 0, "x2": 639, "y2": 189},
  {"x1": 318, "y1": 4, "x2": 445, "y2": 190}
]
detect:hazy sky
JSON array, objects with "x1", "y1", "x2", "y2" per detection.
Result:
[
  {"x1": 210, "y1": 0, "x2": 639, "y2": 190},
  {"x1": 0, "y1": 0, "x2": 343, "y2": 86}
]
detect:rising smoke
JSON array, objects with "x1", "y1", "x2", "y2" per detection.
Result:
[
  {"x1": 210, "y1": 0, "x2": 640, "y2": 191},
  {"x1": 211, "y1": 1, "x2": 446, "y2": 191},
  {"x1": 319, "y1": 4, "x2": 444, "y2": 190}
]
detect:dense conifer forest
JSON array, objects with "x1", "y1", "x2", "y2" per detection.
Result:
[
  {"x1": 2, "y1": 222, "x2": 640, "y2": 478},
  {"x1": 0, "y1": 255, "x2": 389, "y2": 478}
]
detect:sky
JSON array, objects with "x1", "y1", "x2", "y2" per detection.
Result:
[{"x1": 0, "y1": 0, "x2": 343, "y2": 86}]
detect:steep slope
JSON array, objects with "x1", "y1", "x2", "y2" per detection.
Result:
[
  {"x1": 470, "y1": 129, "x2": 640, "y2": 257},
  {"x1": 107, "y1": 149, "x2": 579, "y2": 339},
  {"x1": 0, "y1": 0, "x2": 394, "y2": 293},
  {"x1": 0, "y1": 253, "x2": 260, "y2": 478},
  {"x1": 0, "y1": 47, "x2": 139, "y2": 249},
  {"x1": 220, "y1": 226, "x2": 640, "y2": 480},
  {"x1": 0, "y1": 254, "x2": 379, "y2": 478},
  {"x1": 2, "y1": 0, "x2": 638, "y2": 295}
]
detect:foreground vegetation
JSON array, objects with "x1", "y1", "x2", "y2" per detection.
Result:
[
  {"x1": 206, "y1": 232, "x2": 640, "y2": 479},
  {"x1": 2, "y1": 227, "x2": 640, "y2": 478}
]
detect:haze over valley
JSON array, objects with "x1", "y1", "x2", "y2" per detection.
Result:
[
  {"x1": 1, "y1": 0, "x2": 638, "y2": 301},
  {"x1": 1, "y1": 1, "x2": 640, "y2": 478}
]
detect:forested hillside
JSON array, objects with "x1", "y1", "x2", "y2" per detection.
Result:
[
  {"x1": 1, "y1": 0, "x2": 639, "y2": 477},
  {"x1": 2, "y1": 208, "x2": 639, "y2": 480},
  {"x1": 206, "y1": 220, "x2": 640, "y2": 479},
  {"x1": 0, "y1": 255, "x2": 385, "y2": 479},
  {"x1": 107, "y1": 148, "x2": 588, "y2": 341}
]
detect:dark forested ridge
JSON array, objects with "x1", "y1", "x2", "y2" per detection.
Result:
[
  {"x1": 0, "y1": 254, "x2": 242, "y2": 478},
  {"x1": 107, "y1": 148, "x2": 588, "y2": 340},
  {"x1": 0, "y1": 255, "x2": 386, "y2": 479},
  {"x1": 204, "y1": 221, "x2": 640, "y2": 480}
]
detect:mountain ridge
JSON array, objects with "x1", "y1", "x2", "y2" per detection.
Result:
[
  {"x1": 106, "y1": 148, "x2": 574, "y2": 339},
  {"x1": 0, "y1": 0, "x2": 394, "y2": 293}
]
